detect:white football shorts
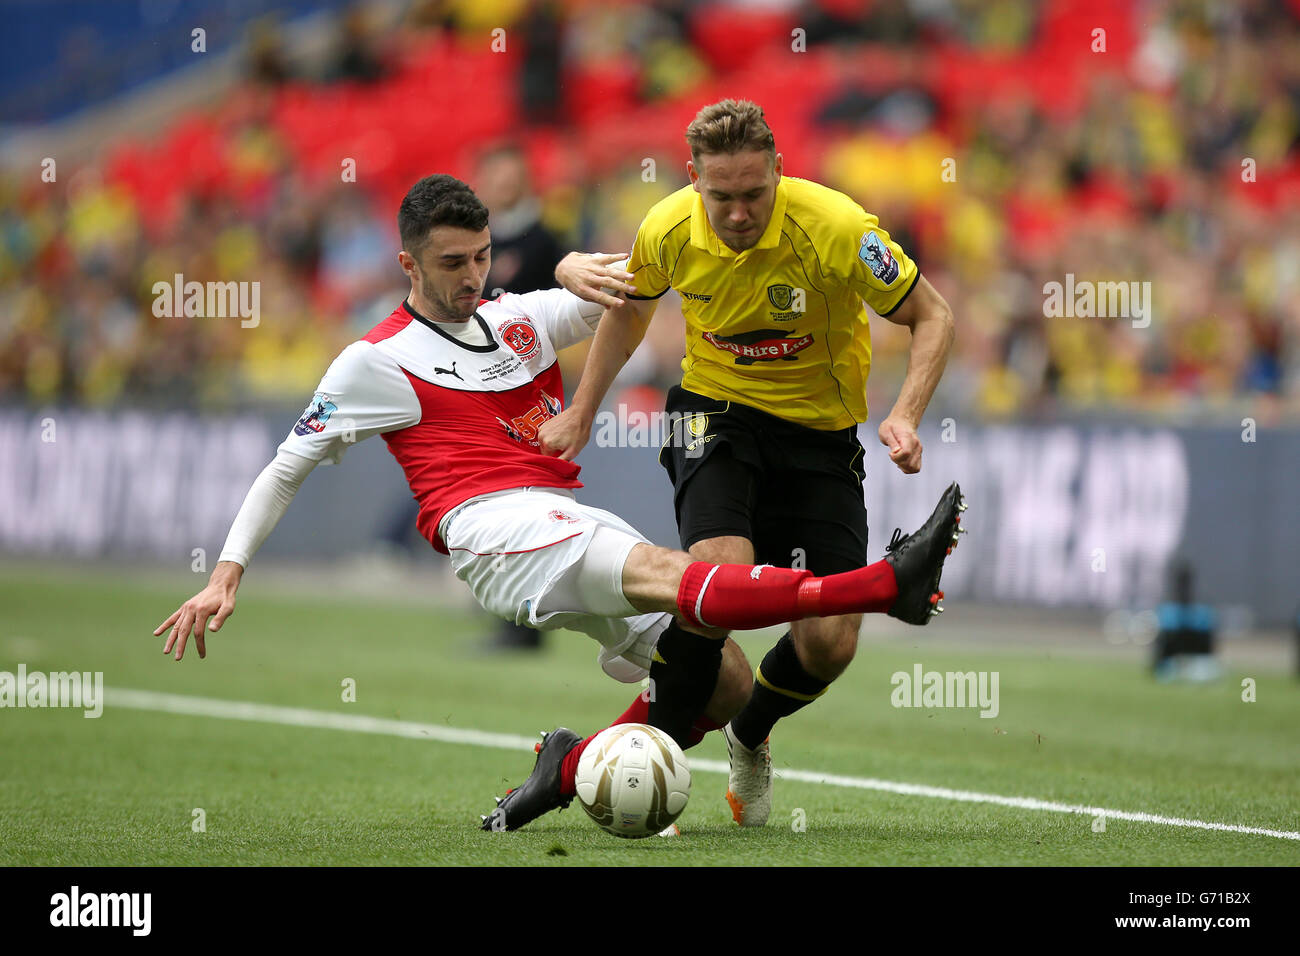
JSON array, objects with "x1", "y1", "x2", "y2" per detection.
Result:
[{"x1": 440, "y1": 487, "x2": 671, "y2": 682}]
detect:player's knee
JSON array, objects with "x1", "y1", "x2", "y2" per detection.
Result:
[
  {"x1": 623, "y1": 544, "x2": 696, "y2": 611},
  {"x1": 687, "y1": 535, "x2": 755, "y2": 566},
  {"x1": 680, "y1": 620, "x2": 729, "y2": 641},
  {"x1": 795, "y1": 617, "x2": 860, "y2": 679}
]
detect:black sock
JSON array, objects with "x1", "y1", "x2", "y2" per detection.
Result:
[
  {"x1": 646, "y1": 621, "x2": 724, "y2": 748},
  {"x1": 730, "y1": 633, "x2": 829, "y2": 750}
]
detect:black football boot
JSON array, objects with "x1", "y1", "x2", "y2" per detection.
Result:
[
  {"x1": 481, "y1": 727, "x2": 582, "y2": 831},
  {"x1": 883, "y1": 481, "x2": 968, "y2": 625}
]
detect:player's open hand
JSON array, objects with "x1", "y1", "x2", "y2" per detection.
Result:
[
  {"x1": 538, "y1": 406, "x2": 593, "y2": 462},
  {"x1": 555, "y1": 253, "x2": 636, "y2": 309},
  {"x1": 153, "y1": 564, "x2": 241, "y2": 661},
  {"x1": 878, "y1": 416, "x2": 923, "y2": 475}
]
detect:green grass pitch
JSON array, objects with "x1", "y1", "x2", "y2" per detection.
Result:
[{"x1": 1, "y1": 565, "x2": 1297, "y2": 866}]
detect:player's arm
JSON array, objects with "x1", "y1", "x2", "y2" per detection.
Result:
[
  {"x1": 846, "y1": 209, "x2": 954, "y2": 475},
  {"x1": 153, "y1": 450, "x2": 317, "y2": 660},
  {"x1": 541, "y1": 218, "x2": 671, "y2": 459},
  {"x1": 515, "y1": 258, "x2": 655, "y2": 459},
  {"x1": 537, "y1": 294, "x2": 659, "y2": 461},
  {"x1": 876, "y1": 274, "x2": 955, "y2": 475},
  {"x1": 153, "y1": 342, "x2": 421, "y2": 660}
]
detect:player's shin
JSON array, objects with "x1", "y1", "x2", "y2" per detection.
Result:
[
  {"x1": 560, "y1": 732, "x2": 599, "y2": 797},
  {"x1": 728, "y1": 633, "x2": 828, "y2": 750},
  {"x1": 644, "y1": 621, "x2": 724, "y2": 749},
  {"x1": 558, "y1": 623, "x2": 724, "y2": 795},
  {"x1": 675, "y1": 561, "x2": 898, "y2": 629}
]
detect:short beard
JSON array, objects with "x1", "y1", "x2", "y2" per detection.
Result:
[{"x1": 422, "y1": 277, "x2": 477, "y2": 322}]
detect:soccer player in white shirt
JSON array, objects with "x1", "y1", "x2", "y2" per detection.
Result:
[{"x1": 153, "y1": 175, "x2": 966, "y2": 832}]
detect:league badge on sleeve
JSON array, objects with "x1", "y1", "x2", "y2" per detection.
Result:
[
  {"x1": 294, "y1": 392, "x2": 338, "y2": 436},
  {"x1": 859, "y1": 231, "x2": 900, "y2": 285}
]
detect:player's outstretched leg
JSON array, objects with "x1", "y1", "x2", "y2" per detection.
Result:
[
  {"x1": 722, "y1": 482, "x2": 968, "y2": 827},
  {"x1": 623, "y1": 482, "x2": 968, "y2": 630},
  {"x1": 481, "y1": 728, "x2": 582, "y2": 832}
]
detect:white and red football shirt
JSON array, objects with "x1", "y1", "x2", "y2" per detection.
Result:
[{"x1": 279, "y1": 290, "x2": 603, "y2": 553}]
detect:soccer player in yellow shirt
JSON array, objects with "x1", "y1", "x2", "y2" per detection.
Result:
[{"x1": 542, "y1": 99, "x2": 958, "y2": 827}]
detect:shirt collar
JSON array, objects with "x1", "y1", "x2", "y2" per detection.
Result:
[{"x1": 689, "y1": 177, "x2": 789, "y2": 261}]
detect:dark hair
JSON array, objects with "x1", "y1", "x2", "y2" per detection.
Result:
[{"x1": 398, "y1": 175, "x2": 489, "y2": 257}]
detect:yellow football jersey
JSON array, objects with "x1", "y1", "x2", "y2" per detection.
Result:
[{"x1": 627, "y1": 176, "x2": 919, "y2": 430}]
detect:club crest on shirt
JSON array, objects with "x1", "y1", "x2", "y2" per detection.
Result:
[
  {"x1": 859, "y1": 231, "x2": 900, "y2": 285},
  {"x1": 548, "y1": 510, "x2": 580, "y2": 523},
  {"x1": 500, "y1": 321, "x2": 539, "y2": 360},
  {"x1": 767, "y1": 284, "x2": 794, "y2": 310},
  {"x1": 766, "y1": 283, "x2": 803, "y2": 321},
  {"x1": 294, "y1": 392, "x2": 337, "y2": 435}
]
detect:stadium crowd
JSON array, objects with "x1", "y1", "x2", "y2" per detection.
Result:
[{"x1": 1, "y1": 0, "x2": 1297, "y2": 422}]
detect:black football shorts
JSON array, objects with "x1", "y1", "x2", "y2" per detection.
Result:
[{"x1": 657, "y1": 385, "x2": 869, "y2": 576}]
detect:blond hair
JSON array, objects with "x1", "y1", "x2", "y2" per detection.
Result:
[{"x1": 685, "y1": 99, "x2": 776, "y2": 164}]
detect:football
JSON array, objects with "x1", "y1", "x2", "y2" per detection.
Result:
[{"x1": 573, "y1": 723, "x2": 691, "y2": 838}]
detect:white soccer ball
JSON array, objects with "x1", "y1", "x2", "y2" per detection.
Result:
[{"x1": 574, "y1": 723, "x2": 691, "y2": 838}]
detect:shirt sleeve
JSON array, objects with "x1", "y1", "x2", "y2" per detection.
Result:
[
  {"x1": 626, "y1": 218, "x2": 671, "y2": 299},
  {"x1": 217, "y1": 449, "x2": 317, "y2": 569},
  {"x1": 278, "y1": 341, "x2": 423, "y2": 465},
  {"x1": 504, "y1": 287, "x2": 605, "y2": 353},
  {"x1": 845, "y1": 211, "x2": 920, "y2": 317}
]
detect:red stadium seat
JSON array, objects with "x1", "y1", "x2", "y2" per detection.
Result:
[{"x1": 688, "y1": 5, "x2": 797, "y2": 74}]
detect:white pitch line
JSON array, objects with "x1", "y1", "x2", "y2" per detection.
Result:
[{"x1": 108, "y1": 687, "x2": 1300, "y2": 842}]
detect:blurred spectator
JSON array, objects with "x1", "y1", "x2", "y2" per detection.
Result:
[
  {"x1": 328, "y1": 4, "x2": 388, "y2": 84},
  {"x1": 246, "y1": 18, "x2": 294, "y2": 88},
  {"x1": 517, "y1": 0, "x2": 564, "y2": 124},
  {"x1": 475, "y1": 142, "x2": 566, "y2": 296}
]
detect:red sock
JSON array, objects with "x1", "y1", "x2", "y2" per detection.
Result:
[
  {"x1": 676, "y1": 561, "x2": 899, "y2": 629},
  {"x1": 559, "y1": 732, "x2": 597, "y2": 796},
  {"x1": 815, "y1": 561, "x2": 899, "y2": 618},
  {"x1": 559, "y1": 694, "x2": 651, "y2": 796},
  {"x1": 685, "y1": 716, "x2": 724, "y2": 750}
]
